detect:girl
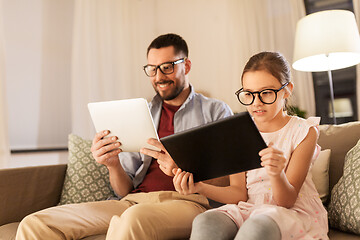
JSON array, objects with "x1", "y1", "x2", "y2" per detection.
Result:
[{"x1": 172, "y1": 51, "x2": 328, "y2": 240}]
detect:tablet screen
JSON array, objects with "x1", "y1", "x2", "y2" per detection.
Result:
[
  {"x1": 161, "y1": 112, "x2": 266, "y2": 182},
  {"x1": 88, "y1": 98, "x2": 160, "y2": 152}
]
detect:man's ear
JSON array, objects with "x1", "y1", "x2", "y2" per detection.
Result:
[{"x1": 185, "y1": 58, "x2": 191, "y2": 75}]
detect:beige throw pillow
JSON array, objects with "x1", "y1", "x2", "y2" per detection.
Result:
[
  {"x1": 311, "y1": 149, "x2": 331, "y2": 204},
  {"x1": 59, "y1": 134, "x2": 115, "y2": 205}
]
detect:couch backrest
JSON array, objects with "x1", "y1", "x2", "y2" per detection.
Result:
[
  {"x1": 0, "y1": 164, "x2": 67, "y2": 225},
  {"x1": 210, "y1": 121, "x2": 360, "y2": 193},
  {"x1": 318, "y1": 121, "x2": 360, "y2": 194}
]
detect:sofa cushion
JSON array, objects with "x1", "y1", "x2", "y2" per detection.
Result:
[
  {"x1": 312, "y1": 149, "x2": 331, "y2": 203},
  {"x1": 81, "y1": 234, "x2": 106, "y2": 240},
  {"x1": 318, "y1": 121, "x2": 360, "y2": 194},
  {"x1": 0, "y1": 222, "x2": 19, "y2": 240},
  {"x1": 0, "y1": 222, "x2": 107, "y2": 240},
  {"x1": 328, "y1": 139, "x2": 360, "y2": 234},
  {"x1": 59, "y1": 134, "x2": 115, "y2": 205},
  {"x1": 328, "y1": 228, "x2": 360, "y2": 240}
]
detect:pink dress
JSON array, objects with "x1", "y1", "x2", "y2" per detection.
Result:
[{"x1": 215, "y1": 116, "x2": 328, "y2": 240}]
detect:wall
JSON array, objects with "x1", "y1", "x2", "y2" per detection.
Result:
[
  {"x1": 9, "y1": 151, "x2": 68, "y2": 168},
  {"x1": 3, "y1": 0, "x2": 73, "y2": 150},
  {"x1": 2, "y1": 0, "x2": 325, "y2": 152}
]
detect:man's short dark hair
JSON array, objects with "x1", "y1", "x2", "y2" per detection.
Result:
[{"x1": 147, "y1": 33, "x2": 188, "y2": 57}]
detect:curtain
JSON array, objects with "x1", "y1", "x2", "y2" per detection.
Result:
[
  {"x1": 224, "y1": 0, "x2": 313, "y2": 114},
  {"x1": 288, "y1": 1, "x2": 316, "y2": 117},
  {"x1": 71, "y1": 0, "x2": 157, "y2": 139},
  {"x1": 353, "y1": 0, "x2": 360, "y2": 120},
  {"x1": 0, "y1": 0, "x2": 10, "y2": 168},
  {"x1": 71, "y1": 0, "x2": 312, "y2": 138}
]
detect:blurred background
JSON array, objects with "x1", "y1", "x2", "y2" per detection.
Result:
[{"x1": 0, "y1": 0, "x2": 359, "y2": 167}]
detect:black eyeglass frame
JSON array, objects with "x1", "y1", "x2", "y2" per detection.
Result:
[
  {"x1": 143, "y1": 58, "x2": 186, "y2": 77},
  {"x1": 235, "y1": 82, "x2": 289, "y2": 106}
]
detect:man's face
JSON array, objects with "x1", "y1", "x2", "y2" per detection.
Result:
[{"x1": 147, "y1": 46, "x2": 188, "y2": 101}]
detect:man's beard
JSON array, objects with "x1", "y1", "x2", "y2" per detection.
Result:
[{"x1": 154, "y1": 80, "x2": 185, "y2": 101}]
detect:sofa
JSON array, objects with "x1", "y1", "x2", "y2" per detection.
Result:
[{"x1": 0, "y1": 121, "x2": 359, "y2": 240}]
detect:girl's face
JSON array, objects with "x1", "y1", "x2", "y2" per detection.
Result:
[{"x1": 242, "y1": 70, "x2": 291, "y2": 125}]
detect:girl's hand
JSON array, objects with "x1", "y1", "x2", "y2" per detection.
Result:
[
  {"x1": 172, "y1": 168, "x2": 201, "y2": 195},
  {"x1": 259, "y1": 143, "x2": 287, "y2": 177}
]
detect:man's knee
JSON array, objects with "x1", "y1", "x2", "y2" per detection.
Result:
[
  {"x1": 107, "y1": 204, "x2": 158, "y2": 239},
  {"x1": 121, "y1": 204, "x2": 155, "y2": 226},
  {"x1": 18, "y1": 213, "x2": 34, "y2": 231},
  {"x1": 16, "y1": 213, "x2": 53, "y2": 240},
  {"x1": 18, "y1": 213, "x2": 43, "y2": 231},
  {"x1": 115, "y1": 205, "x2": 155, "y2": 231}
]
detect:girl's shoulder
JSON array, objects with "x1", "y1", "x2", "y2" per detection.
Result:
[
  {"x1": 261, "y1": 116, "x2": 320, "y2": 148},
  {"x1": 287, "y1": 116, "x2": 320, "y2": 129},
  {"x1": 286, "y1": 116, "x2": 320, "y2": 146}
]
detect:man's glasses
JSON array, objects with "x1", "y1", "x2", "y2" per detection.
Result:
[
  {"x1": 143, "y1": 58, "x2": 186, "y2": 77},
  {"x1": 235, "y1": 82, "x2": 289, "y2": 105}
]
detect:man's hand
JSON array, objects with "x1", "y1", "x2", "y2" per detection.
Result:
[
  {"x1": 91, "y1": 130, "x2": 122, "y2": 168},
  {"x1": 140, "y1": 138, "x2": 178, "y2": 176}
]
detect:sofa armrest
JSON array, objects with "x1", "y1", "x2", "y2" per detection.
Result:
[{"x1": 0, "y1": 164, "x2": 67, "y2": 225}]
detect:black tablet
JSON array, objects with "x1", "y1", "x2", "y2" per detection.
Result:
[{"x1": 160, "y1": 112, "x2": 267, "y2": 182}]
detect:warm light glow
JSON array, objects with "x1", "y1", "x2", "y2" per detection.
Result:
[
  {"x1": 293, "y1": 10, "x2": 360, "y2": 72},
  {"x1": 328, "y1": 98, "x2": 353, "y2": 118}
]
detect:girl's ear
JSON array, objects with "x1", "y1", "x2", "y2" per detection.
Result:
[
  {"x1": 284, "y1": 82, "x2": 294, "y2": 98},
  {"x1": 185, "y1": 58, "x2": 191, "y2": 75}
]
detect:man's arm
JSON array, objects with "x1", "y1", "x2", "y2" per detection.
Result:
[
  {"x1": 142, "y1": 98, "x2": 233, "y2": 177},
  {"x1": 211, "y1": 101, "x2": 233, "y2": 121},
  {"x1": 107, "y1": 162, "x2": 134, "y2": 197},
  {"x1": 91, "y1": 130, "x2": 133, "y2": 197}
]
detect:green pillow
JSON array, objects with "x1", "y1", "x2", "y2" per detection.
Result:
[
  {"x1": 59, "y1": 134, "x2": 115, "y2": 205},
  {"x1": 328, "y1": 139, "x2": 360, "y2": 234}
]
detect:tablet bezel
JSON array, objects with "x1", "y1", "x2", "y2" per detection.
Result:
[{"x1": 161, "y1": 112, "x2": 267, "y2": 182}]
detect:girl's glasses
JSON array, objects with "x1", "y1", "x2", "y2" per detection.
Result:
[{"x1": 235, "y1": 82, "x2": 289, "y2": 106}]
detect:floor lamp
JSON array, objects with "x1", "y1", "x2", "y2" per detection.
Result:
[{"x1": 292, "y1": 10, "x2": 360, "y2": 124}]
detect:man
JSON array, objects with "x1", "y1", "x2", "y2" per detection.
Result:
[{"x1": 16, "y1": 33, "x2": 232, "y2": 240}]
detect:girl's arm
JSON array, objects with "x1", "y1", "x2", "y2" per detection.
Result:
[
  {"x1": 173, "y1": 169, "x2": 248, "y2": 204},
  {"x1": 259, "y1": 127, "x2": 318, "y2": 208}
]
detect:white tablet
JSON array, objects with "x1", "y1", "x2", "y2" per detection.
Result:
[{"x1": 88, "y1": 98, "x2": 160, "y2": 152}]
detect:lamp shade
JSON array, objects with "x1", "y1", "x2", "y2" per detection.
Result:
[{"x1": 293, "y1": 10, "x2": 360, "y2": 72}]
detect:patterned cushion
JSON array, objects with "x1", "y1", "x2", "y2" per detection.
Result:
[
  {"x1": 328, "y1": 139, "x2": 360, "y2": 234},
  {"x1": 59, "y1": 134, "x2": 115, "y2": 205}
]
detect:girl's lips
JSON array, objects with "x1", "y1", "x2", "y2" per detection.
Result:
[{"x1": 253, "y1": 109, "x2": 266, "y2": 115}]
